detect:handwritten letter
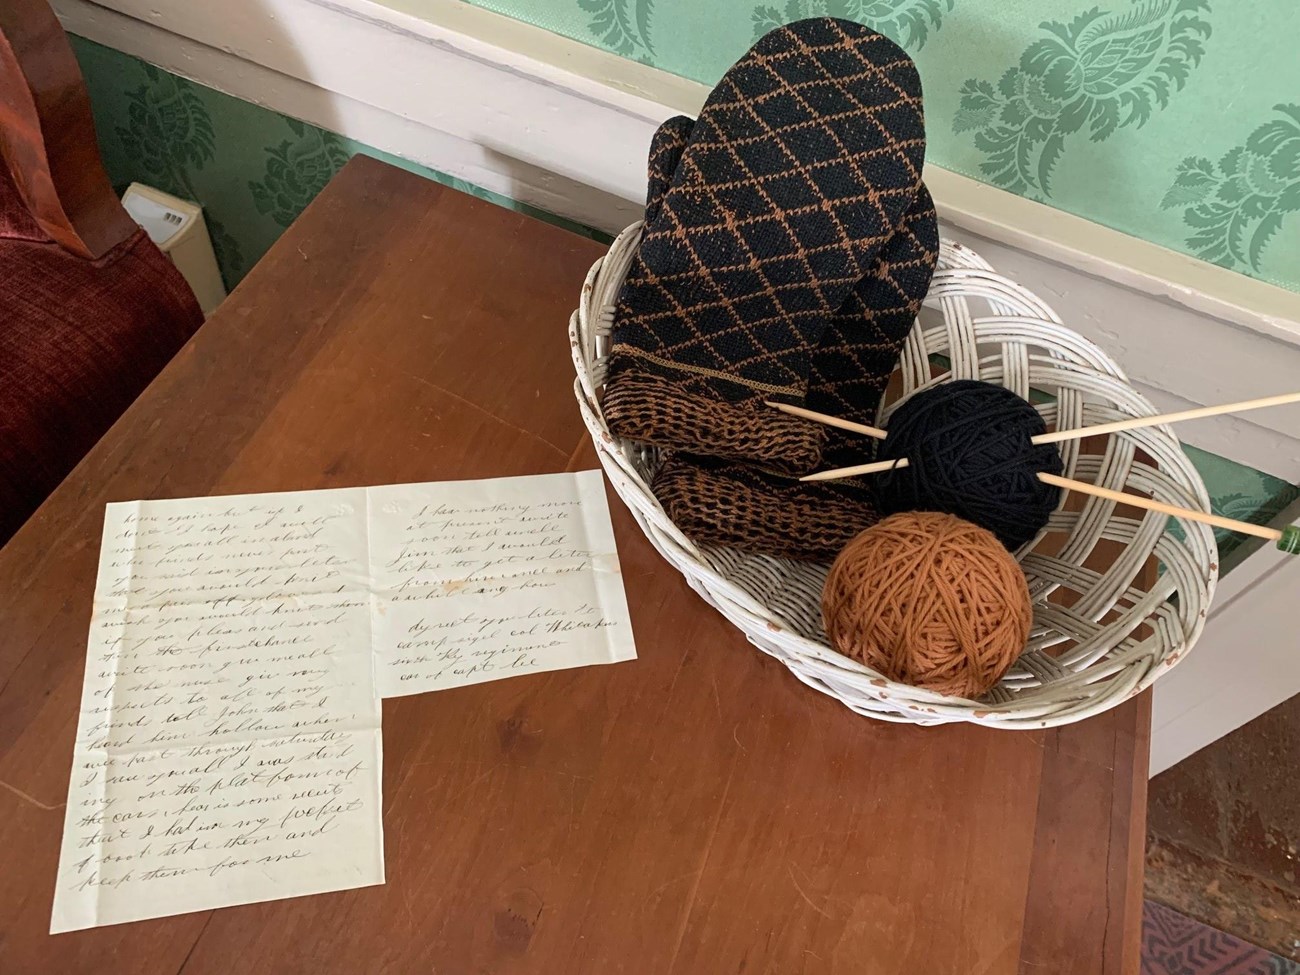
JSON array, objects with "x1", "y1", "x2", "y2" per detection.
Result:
[
  {"x1": 369, "y1": 471, "x2": 636, "y2": 696},
  {"x1": 54, "y1": 471, "x2": 634, "y2": 930},
  {"x1": 52, "y1": 492, "x2": 384, "y2": 933}
]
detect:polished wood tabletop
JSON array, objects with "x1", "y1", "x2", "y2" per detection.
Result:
[{"x1": 0, "y1": 155, "x2": 1148, "y2": 974}]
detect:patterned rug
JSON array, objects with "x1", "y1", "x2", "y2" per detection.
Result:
[{"x1": 1143, "y1": 901, "x2": 1300, "y2": 974}]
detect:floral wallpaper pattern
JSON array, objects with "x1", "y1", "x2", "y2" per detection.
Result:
[
  {"x1": 463, "y1": 0, "x2": 1300, "y2": 290},
  {"x1": 954, "y1": 0, "x2": 1210, "y2": 198},
  {"x1": 113, "y1": 63, "x2": 245, "y2": 276},
  {"x1": 1162, "y1": 104, "x2": 1300, "y2": 271},
  {"x1": 249, "y1": 119, "x2": 351, "y2": 228},
  {"x1": 68, "y1": 36, "x2": 1296, "y2": 568},
  {"x1": 579, "y1": 0, "x2": 655, "y2": 59},
  {"x1": 751, "y1": 0, "x2": 954, "y2": 48}
]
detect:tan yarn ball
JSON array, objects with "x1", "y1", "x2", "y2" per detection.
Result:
[{"x1": 822, "y1": 511, "x2": 1033, "y2": 699}]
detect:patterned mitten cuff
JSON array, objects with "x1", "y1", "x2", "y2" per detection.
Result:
[{"x1": 605, "y1": 18, "x2": 926, "y2": 476}]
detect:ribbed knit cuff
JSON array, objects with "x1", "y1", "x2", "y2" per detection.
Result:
[{"x1": 602, "y1": 366, "x2": 826, "y2": 477}]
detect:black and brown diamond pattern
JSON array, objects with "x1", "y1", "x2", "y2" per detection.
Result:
[
  {"x1": 648, "y1": 190, "x2": 937, "y2": 559},
  {"x1": 810, "y1": 183, "x2": 939, "y2": 469},
  {"x1": 641, "y1": 118, "x2": 937, "y2": 440},
  {"x1": 645, "y1": 115, "x2": 693, "y2": 224},
  {"x1": 632, "y1": 84, "x2": 938, "y2": 558},
  {"x1": 605, "y1": 18, "x2": 927, "y2": 470}
]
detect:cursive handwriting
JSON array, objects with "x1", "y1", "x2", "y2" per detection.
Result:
[
  {"x1": 53, "y1": 491, "x2": 383, "y2": 933},
  {"x1": 368, "y1": 472, "x2": 635, "y2": 696},
  {"x1": 54, "y1": 474, "x2": 633, "y2": 930}
]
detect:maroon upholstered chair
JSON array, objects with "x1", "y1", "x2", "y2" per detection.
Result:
[{"x1": 0, "y1": 0, "x2": 202, "y2": 544}]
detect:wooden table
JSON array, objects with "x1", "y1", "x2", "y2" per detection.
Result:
[{"x1": 0, "y1": 156, "x2": 1149, "y2": 974}]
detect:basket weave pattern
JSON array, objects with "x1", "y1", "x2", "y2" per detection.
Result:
[{"x1": 571, "y1": 225, "x2": 1218, "y2": 728}]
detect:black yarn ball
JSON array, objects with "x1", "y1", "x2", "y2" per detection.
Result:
[{"x1": 876, "y1": 380, "x2": 1064, "y2": 550}]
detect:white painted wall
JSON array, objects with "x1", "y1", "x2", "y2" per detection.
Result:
[{"x1": 59, "y1": 0, "x2": 1300, "y2": 770}]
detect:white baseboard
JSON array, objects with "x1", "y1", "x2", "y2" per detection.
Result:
[{"x1": 59, "y1": 0, "x2": 1300, "y2": 768}]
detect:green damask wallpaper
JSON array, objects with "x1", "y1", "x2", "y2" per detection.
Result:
[
  {"x1": 67, "y1": 36, "x2": 1296, "y2": 567},
  {"x1": 463, "y1": 0, "x2": 1300, "y2": 294}
]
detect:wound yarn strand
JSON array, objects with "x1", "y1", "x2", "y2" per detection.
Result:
[
  {"x1": 875, "y1": 380, "x2": 1064, "y2": 550},
  {"x1": 822, "y1": 511, "x2": 1032, "y2": 699}
]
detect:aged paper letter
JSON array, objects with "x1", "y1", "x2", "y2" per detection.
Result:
[
  {"x1": 51, "y1": 492, "x2": 384, "y2": 932},
  {"x1": 54, "y1": 471, "x2": 634, "y2": 929},
  {"x1": 368, "y1": 471, "x2": 636, "y2": 696}
]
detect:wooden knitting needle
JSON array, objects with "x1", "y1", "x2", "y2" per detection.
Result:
[
  {"x1": 779, "y1": 405, "x2": 1300, "y2": 552},
  {"x1": 765, "y1": 401, "x2": 889, "y2": 439},
  {"x1": 802, "y1": 457, "x2": 911, "y2": 478},
  {"x1": 1034, "y1": 390, "x2": 1300, "y2": 444},
  {"x1": 800, "y1": 463, "x2": 1300, "y2": 551},
  {"x1": 767, "y1": 403, "x2": 904, "y2": 478},
  {"x1": 1035, "y1": 473, "x2": 1299, "y2": 551},
  {"x1": 769, "y1": 390, "x2": 1300, "y2": 448}
]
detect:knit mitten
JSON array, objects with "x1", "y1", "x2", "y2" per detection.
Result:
[
  {"x1": 641, "y1": 124, "x2": 940, "y2": 560},
  {"x1": 650, "y1": 196, "x2": 935, "y2": 562},
  {"x1": 641, "y1": 118, "x2": 937, "y2": 429},
  {"x1": 645, "y1": 115, "x2": 693, "y2": 224},
  {"x1": 604, "y1": 18, "x2": 926, "y2": 477},
  {"x1": 809, "y1": 184, "x2": 939, "y2": 467}
]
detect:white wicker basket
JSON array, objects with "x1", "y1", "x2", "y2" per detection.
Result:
[{"x1": 571, "y1": 224, "x2": 1219, "y2": 728}]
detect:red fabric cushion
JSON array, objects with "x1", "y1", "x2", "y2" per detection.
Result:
[
  {"x1": 0, "y1": 169, "x2": 203, "y2": 543},
  {"x1": 0, "y1": 166, "x2": 47, "y2": 243}
]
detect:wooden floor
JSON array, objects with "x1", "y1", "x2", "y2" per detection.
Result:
[
  {"x1": 1148, "y1": 694, "x2": 1300, "y2": 961},
  {"x1": 0, "y1": 156, "x2": 1148, "y2": 974}
]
